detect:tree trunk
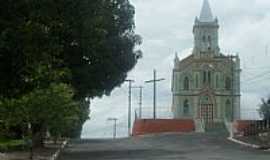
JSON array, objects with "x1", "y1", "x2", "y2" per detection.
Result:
[
  {"x1": 31, "y1": 124, "x2": 46, "y2": 148},
  {"x1": 32, "y1": 131, "x2": 44, "y2": 148}
]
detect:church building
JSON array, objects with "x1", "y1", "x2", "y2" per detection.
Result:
[{"x1": 171, "y1": 0, "x2": 241, "y2": 123}]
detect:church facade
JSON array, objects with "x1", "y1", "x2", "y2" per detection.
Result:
[{"x1": 171, "y1": 0, "x2": 241, "y2": 122}]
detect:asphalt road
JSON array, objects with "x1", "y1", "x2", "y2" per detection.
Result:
[{"x1": 58, "y1": 132, "x2": 270, "y2": 160}]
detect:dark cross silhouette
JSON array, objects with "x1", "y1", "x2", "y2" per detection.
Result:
[{"x1": 145, "y1": 70, "x2": 165, "y2": 119}]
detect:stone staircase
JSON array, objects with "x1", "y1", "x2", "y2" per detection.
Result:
[
  {"x1": 194, "y1": 119, "x2": 205, "y2": 133},
  {"x1": 205, "y1": 122, "x2": 229, "y2": 136}
]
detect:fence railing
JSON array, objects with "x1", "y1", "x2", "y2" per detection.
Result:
[{"x1": 242, "y1": 120, "x2": 270, "y2": 136}]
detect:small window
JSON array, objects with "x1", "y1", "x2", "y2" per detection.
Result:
[
  {"x1": 184, "y1": 100, "x2": 189, "y2": 115},
  {"x1": 226, "y1": 100, "x2": 231, "y2": 107},
  {"x1": 184, "y1": 77, "x2": 189, "y2": 90},
  {"x1": 225, "y1": 77, "x2": 231, "y2": 90}
]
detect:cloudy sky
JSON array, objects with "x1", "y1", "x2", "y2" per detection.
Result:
[{"x1": 82, "y1": 0, "x2": 270, "y2": 138}]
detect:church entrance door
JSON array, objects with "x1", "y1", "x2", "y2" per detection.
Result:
[
  {"x1": 199, "y1": 95, "x2": 215, "y2": 128},
  {"x1": 200, "y1": 104, "x2": 214, "y2": 123}
]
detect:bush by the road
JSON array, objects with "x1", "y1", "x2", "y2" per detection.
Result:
[{"x1": 0, "y1": 138, "x2": 26, "y2": 152}]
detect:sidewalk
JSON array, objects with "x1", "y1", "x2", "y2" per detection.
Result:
[
  {"x1": 228, "y1": 135, "x2": 270, "y2": 151},
  {"x1": 1, "y1": 140, "x2": 67, "y2": 160}
]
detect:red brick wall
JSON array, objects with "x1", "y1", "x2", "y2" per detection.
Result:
[
  {"x1": 234, "y1": 120, "x2": 254, "y2": 133},
  {"x1": 132, "y1": 119, "x2": 195, "y2": 136}
]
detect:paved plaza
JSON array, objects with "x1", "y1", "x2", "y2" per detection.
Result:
[{"x1": 58, "y1": 132, "x2": 269, "y2": 160}]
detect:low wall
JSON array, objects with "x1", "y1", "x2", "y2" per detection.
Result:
[
  {"x1": 234, "y1": 120, "x2": 254, "y2": 133},
  {"x1": 132, "y1": 119, "x2": 195, "y2": 136}
]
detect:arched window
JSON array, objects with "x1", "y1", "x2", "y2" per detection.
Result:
[
  {"x1": 202, "y1": 36, "x2": 206, "y2": 42},
  {"x1": 203, "y1": 71, "x2": 207, "y2": 84},
  {"x1": 184, "y1": 100, "x2": 189, "y2": 115},
  {"x1": 225, "y1": 77, "x2": 231, "y2": 90},
  {"x1": 208, "y1": 36, "x2": 212, "y2": 50},
  {"x1": 208, "y1": 71, "x2": 211, "y2": 84},
  {"x1": 208, "y1": 36, "x2": 211, "y2": 42},
  {"x1": 226, "y1": 100, "x2": 231, "y2": 108},
  {"x1": 203, "y1": 71, "x2": 211, "y2": 85},
  {"x1": 184, "y1": 77, "x2": 189, "y2": 90},
  {"x1": 215, "y1": 74, "x2": 219, "y2": 88},
  {"x1": 195, "y1": 74, "x2": 199, "y2": 88}
]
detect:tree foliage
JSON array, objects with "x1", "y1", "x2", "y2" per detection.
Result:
[
  {"x1": 0, "y1": 0, "x2": 141, "y2": 141},
  {"x1": 0, "y1": 0, "x2": 141, "y2": 99},
  {"x1": 0, "y1": 83, "x2": 84, "y2": 145},
  {"x1": 259, "y1": 98, "x2": 270, "y2": 120}
]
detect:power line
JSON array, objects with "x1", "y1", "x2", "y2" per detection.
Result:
[
  {"x1": 132, "y1": 86, "x2": 143, "y2": 119},
  {"x1": 245, "y1": 66, "x2": 270, "y2": 71},
  {"x1": 242, "y1": 70, "x2": 270, "y2": 82},
  {"x1": 242, "y1": 71, "x2": 270, "y2": 85}
]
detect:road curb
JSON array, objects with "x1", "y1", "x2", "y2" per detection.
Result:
[
  {"x1": 227, "y1": 137, "x2": 261, "y2": 149},
  {"x1": 49, "y1": 140, "x2": 68, "y2": 160}
]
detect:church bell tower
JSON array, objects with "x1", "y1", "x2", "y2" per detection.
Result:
[{"x1": 193, "y1": 0, "x2": 220, "y2": 57}]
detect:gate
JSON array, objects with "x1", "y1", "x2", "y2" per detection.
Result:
[{"x1": 200, "y1": 104, "x2": 214, "y2": 128}]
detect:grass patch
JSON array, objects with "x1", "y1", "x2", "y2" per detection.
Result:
[{"x1": 0, "y1": 137, "x2": 26, "y2": 152}]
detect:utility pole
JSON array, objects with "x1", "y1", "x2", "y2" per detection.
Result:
[
  {"x1": 107, "y1": 118, "x2": 118, "y2": 139},
  {"x1": 145, "y1": 69, "x2": 165, "y2": 119},
  {"x1": 125, "y1": 79, "x2": 135, "y2": 136},
  {"x1": 132, "y1": 86, "x2": 143, "y2": 119}
]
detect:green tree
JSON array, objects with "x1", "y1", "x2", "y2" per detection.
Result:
[
  {"x1": 0, "y1": 83, "x2": 82, "y2": 146},
  {"x1": 259, "y1": 98, "x2": 270, "y2": 120},
  {"x1": 0, "y1": 0, "x2": 141, "y2": 139},
  {"x1": 0, "y1": 0, "x2": 141, "y2": 99}
]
